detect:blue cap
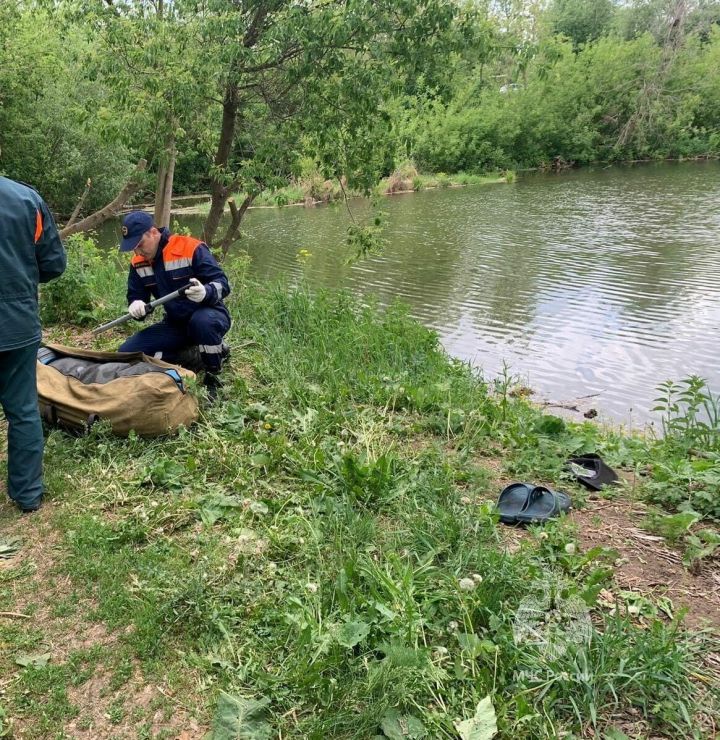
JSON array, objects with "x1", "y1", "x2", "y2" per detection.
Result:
[{"x1": 119, "y1": 211, "x2": 154, "y2": 252}]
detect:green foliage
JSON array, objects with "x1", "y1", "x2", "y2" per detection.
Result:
[
  {"x1": 455, "y1": 696, "x2": 498, "y2": 740},
  {"x1": 40, "y1": 234, "x2": 125, "y2": 326},
  {"x1": 40, "y1": 234, "x2": 103, "y2": 326},
  {"x1": 346, "y1": 212, "x2": 387, "y2": 264},
  {"x1": 653, "y1": 376, "x2": 720, "y2": 453},
  {"x1": 642, "y1": 455, "x2": 720, "y2": 519},
  {"x1": 0, "y1": 705, "x2": 10, "y2": 738},
  {"x1": 644, "y1": 510, "x2": 702, "y2": 543},
  {"x1": 684, "y1": 528, "x2": 720, "y2": 570},
  {"x1": 399, "y1": 16, "x2": 720, "y2": 173},
  {"x1": 643, "y1": 510, "x2": 720, "y2": 571},
  {"x1": 2, "y1": 0, "x2": 720, "y2": 219},
  {"x1": 550, "y1": 0, "x2": 616, "y2": 47},
  {"x1": 209, "y1": 693, "x2": 272, "y2": 740},
  {"x1": 0, "y1": 9, "x2": 134, "y2": 214},
  {"x1": 638, "y1": 376, "x2": 720, "y2": 518}
]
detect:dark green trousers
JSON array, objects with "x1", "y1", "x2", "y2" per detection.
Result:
[{"x1": 0, "y1": 342, "x2": 43, "y2": 510}]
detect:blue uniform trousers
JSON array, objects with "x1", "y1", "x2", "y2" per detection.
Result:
[
  {"x1": 118, "y1": 307, "x2": 230, "y2": 372},
  {"x1": 0, "y1": 342, "x2": 43, "y2": 510}
]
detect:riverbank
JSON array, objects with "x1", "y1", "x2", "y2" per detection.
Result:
[
  {"x1": 1, "y1": 245, "x2": 718, "y2": 737},
  {"x1": 166, "y1": 167, "x2": 513, "y2": 216},
  {"x1": 124, "y1": 159, "x2": 719, "y2": 221},
  {"x1": 134, "y1": 159, "x2": 718, "y2": 220}
]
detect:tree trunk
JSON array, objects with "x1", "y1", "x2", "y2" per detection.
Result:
[
  {"x1": 218, "y1": 194, "x2": 255, "y2": 260},
  {"x1": 154, "y1": 134, "x2": 176, "y2": 228},
  {"x1": 203, "y1": 5, "x2": 269, "y2": 248},
  {"x1": 203, "y1": 85, "x2": 239, "y2": 247},
  {"x1": 60, "y1": 160, "x2": 147, "y2": 238},
  {"x1": 154, "y1": 159, "x2": 167, "y2": 224},
  {"x1": 160, "y1": 144, "x2": 175, "y2": 228}
]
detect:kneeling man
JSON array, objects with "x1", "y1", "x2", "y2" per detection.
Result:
[{"x1": 118, "y1": 211, "x2": 230, "y2": 397}]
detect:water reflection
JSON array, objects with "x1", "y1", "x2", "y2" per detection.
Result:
[{"x1": 96, "y1": 162, "x2": 720, "y2": 424}]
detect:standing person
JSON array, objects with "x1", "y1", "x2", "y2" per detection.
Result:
[
  {"x1": 117, "y1": 211, "x2": 231, "y2": 399},
  {"x1": 0, "y1": 176, "x2": 66, "y2": 513}
]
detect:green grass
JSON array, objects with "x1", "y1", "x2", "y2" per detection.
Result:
[{"x1": 1, "y1": 247, "x2": 718, "y2": 737}]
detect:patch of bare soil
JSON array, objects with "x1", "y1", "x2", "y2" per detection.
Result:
[
  {"x1": 492, "y1": 483, "x2": 720, "y2": 632},
  {"x1": 475, "y1": 458, "x2": 720, "y2": 631},
  {"x1": 571, "y1": 495, "x2": 720, "y2": 631},
  {"x1": 0, "y1": 499, "x2": 206, "y2": 739},
  {"x1": 64, "y1": 669, "x2": 205, "y2": 739}
]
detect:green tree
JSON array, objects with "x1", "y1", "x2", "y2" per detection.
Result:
[
  {"x1": 549, "y1": 0, "x2": 615, "y2": 47},
  {"x1": 0, "y1": 7, "x2": 133, "y2": 216},
  {"x1": 74, "y1": 0, "x2": 459, "y2": 255},
  {"x1": 76, "y1": 1, "x2": 220, "y2": 227},
  {"x1": 195, "y1": 0, "x2": 460, "y2": 254}
]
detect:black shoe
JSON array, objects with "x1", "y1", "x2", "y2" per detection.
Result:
[
  {"x1": 175, "y1": 346, "x2": 204, "y2": 372},
  {"x1": 19, "y1": 501, "x2": 43, "y2": 514},
  {"x1": 203, "y1": 372, "x2": 223, "y2": 402}
]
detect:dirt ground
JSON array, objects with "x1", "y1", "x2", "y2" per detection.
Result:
[
  {"x1": 497, "y1": 487, "x2": 720, "y2": 632},
  {"x1": 0, "y1": 498, "x2": 206, "y2": 739},
  {"x1": 572, "y1": 496, "x2": 720, "y2": 630},
  {"x1": 480, "y1": 457, "x2": 720, "y2": 632}
]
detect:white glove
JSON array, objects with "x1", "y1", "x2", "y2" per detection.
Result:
[
  {"x1": 186, "y1": 278, "x2": 207, "y2": 303},
  {"x1": 128, "y1": 300, "x2": 147, "y2": 319}
]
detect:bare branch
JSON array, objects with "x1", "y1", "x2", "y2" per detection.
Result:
[
  {"x1": 60, "y1": 160, "x2": 147, "y2": 238},
  {"x1": 64, "y1": 178, "x2": 92, "y2": 229}
]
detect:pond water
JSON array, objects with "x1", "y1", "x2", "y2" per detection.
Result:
[{"x1": 97, "y1": 161, "x2": 720, "y2": 426}]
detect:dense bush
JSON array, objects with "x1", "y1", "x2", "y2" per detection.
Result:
[
  {"x1": 40, "y1": 234, "x2": 125, "y2": 326},
  {"x1": 402, "y1": 30, "x2": 720, "y2": 173}
]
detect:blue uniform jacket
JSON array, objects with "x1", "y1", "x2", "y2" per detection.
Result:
[
  {"x1": 0, "y1": 177, "x2": 67, "y2": 350},
  {"x1": 127, "y1": 228, "x2": 231, "y2": 325}
]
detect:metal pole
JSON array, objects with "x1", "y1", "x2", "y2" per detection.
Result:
[{"x1": 91, "y1": 283, "x2": 193, "y2": 336}]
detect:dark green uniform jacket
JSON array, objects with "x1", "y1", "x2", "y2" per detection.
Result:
[{"x1": 0, "y1": 177, "x2": 67, "y2": 350}]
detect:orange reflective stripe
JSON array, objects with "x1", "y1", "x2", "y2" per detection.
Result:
[{"x1": 34, "y1": 209, "x2": 43, "y2": 243}]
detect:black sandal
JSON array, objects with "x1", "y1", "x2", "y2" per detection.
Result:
[{"x1": 565, "y1": 453, "x2": 619, "y2": 491}]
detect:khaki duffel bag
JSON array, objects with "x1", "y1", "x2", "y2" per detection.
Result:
[{"x1": 37, "y1": 343, "x2": 198, "y2": 437}]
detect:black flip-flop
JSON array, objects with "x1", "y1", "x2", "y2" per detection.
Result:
[
  {"x1": 515, "y1": 486, "x2": 571, "y2": 524},
  {"x1": 496, "y1": 482, "x2": 533, "y2": 524},
  {"x1": 566, "y1": 453, "x2": 619, "y2": 491}
]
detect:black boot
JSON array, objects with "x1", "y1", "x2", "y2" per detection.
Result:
[
  {"x1": 203, "y1": 372, "x2": 223, "y2": 402},
  {"x1": 175, "y1": 346, "x2": 204, "y2": 372}
]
